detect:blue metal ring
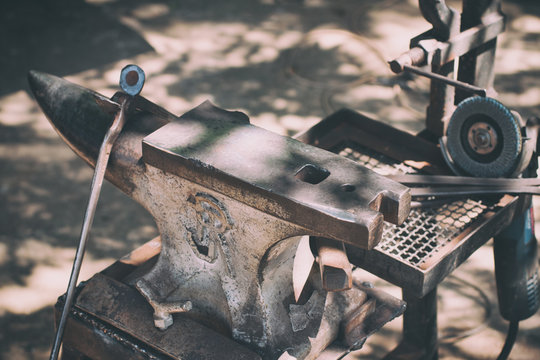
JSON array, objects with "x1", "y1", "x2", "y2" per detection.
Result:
[{"x1": 120, "y1": 64, "x2": 145, "y2": 96}]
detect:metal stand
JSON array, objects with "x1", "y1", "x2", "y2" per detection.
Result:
[
  {"x1": 378, "y1": 2, "x2": 507, "y2": 356},
  {"x1": 297, "y1": 108, "x2": 520, "y2": 360},
  {"x1": 385, "y1": 289, "x2": 439, "y2": 360}
]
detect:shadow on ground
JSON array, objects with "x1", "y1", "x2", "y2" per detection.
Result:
[
  {"x1": 0, "y1": 0, "x2": 154, "y2": 96},
  {"x1": 0, "y1": 0, "x2": 539, "y2": 359}
]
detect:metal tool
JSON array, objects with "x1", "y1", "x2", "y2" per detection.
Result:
[
  {"x1": 391, "y1": 107, "x2": 538, "y2": 360},
  {"x1": 393, "y1": 55, "x2": 540, "y2": 355},
  {"x1": 313, "y1": 236, "x2": 353, "y2": 292},
  {"x1": 493, "y1": 197, "x2": 540, "y2": 360},
  {"x1": 386, "y1": 1, "x2": 540, "y2": 359},
  {"x1": 42, "y1": 65, "x2": 145, "y2": 360},
  {"x1": 494, "y1": 198, "x2": 540, "y2": 320},
  {"x1": 440, "y1": 96, "x2": 535, "y2": 178},
  {"x1": 440, "y1": 100, "x2": 540, "y2": 359},
  {"x1": 383, "y1": 93, "x2": 537, "y2": 198},
  {"x1": 390, "y1": 0, "x2": 505, "y2": 138},
  {"x1": 27, "y1": 0, "x2": 535, "y2": 358}
]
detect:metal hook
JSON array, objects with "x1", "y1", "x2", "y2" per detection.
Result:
[{"x1": 49, "y1": 65, "x2": 145, "y2": 360}]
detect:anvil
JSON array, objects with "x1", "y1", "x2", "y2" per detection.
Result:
[{"x1": 29, "y1": 70, "x2": 410, "y2": 359}]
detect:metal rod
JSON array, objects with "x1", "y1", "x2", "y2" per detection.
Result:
[
  {"x1": 411, "y1": 185, "x2": 540, "y2": 198},
  {"x1": 313, "y1": 237, "x2": 352, "y2": 292},
  {"x1": 388, "y1": 174, "x2": 540, "y2": 187},
  {"x1": 403, "y1": 64, "x2": 487, "y2": 97},
  {"x1": 49, "y1": 97, "x2": 129, "y2": 360}
]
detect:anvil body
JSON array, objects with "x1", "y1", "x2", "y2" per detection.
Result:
[{"x1": 29, "y1": 71, "x2": 409, "y2": 359}]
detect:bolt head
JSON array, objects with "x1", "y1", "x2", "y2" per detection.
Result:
[{"x1": 467, "y1": 121, "x2": 498, "y2": 155}]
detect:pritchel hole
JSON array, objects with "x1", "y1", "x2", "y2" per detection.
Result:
[
  {"x1": 341, "y1": 184, "x2": 356, "y2": 192},
  {"x1": 126, "y1": 70, "x2": 139, "y2": 86},
  {"x1": 294, "y1": 164, "x2": 330, "y2": 184}
]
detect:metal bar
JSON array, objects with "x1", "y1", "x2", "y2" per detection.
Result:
[
  {"x1": 389, "y1": 47, "x2": 427, "y2": 74},
  {"x1": 403, "y1": 64, "x2": 487, "y2": 97},
  {"x1": 436, "y1": 15, "x2": 504, "y2": 66},
  {"x1": 313, "y1": 237, "x2": 352, "y2": 292},
  {"x1": 388, "y1": 174, "x2": 540, "y2": 187},
  {"x1": 425, "y1": 60, "x2": 456, "y2": 137},
  {"x1": 410, "y1": 186, "x2": 540, "y2": 198},
  {"x1": 49, "y1": 97, "x2": 129, "y2": 360}
]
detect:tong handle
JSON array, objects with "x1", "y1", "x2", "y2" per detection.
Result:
[{"x1": 50, "y1": 65, "x2": 145, "y2": 360}]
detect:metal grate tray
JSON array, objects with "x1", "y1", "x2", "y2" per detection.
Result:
[
  {"x1": 296, "y1": 109, "x2": 519, "y2": 296},
  {"x1": 338, "y1": 142, "x2": 497, "y2": 269}
]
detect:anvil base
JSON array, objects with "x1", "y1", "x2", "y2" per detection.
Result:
[
  {"x1": 55, "y1": 274, "x2": 262, "y2": 360},
  {"x1": 54, "y1": 238, "x2": 405, "y2": 360},
  {"x1": 54, "y1": 236, "x2": 263, "y2": 360}
]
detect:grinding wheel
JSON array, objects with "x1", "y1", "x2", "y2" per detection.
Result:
[{"x1": 444, "y1": 97, "x2": 524, "y2": 178}]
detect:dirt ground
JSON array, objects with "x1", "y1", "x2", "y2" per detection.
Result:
[{"x1": 1, "y1": 0, "x2": 539, "y2": 359}]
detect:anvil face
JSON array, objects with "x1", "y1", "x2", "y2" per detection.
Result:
[
  {"x1": 142, "y1": 101, "x2": 411, "y2": 248},
  {"x1": 29, "y1": 70, "x2": 409, "y2": 358}
]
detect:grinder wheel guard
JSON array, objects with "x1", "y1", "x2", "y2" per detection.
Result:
[{"x1": 444, "y1": 97, "x2": 525, "y2": 178}]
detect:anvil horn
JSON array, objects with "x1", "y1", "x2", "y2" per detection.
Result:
[{"x1": 27, "y1": 70, "x2": 169, "y2": 195}]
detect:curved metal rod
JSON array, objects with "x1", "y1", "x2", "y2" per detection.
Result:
[{"x1": 49, "y1": 97, "x2": 129, "y2": 360}]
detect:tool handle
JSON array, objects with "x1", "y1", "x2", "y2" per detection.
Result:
[
  {"x1": 49, "y1": 98, "x2": 129, "y2": 360},
  {"x1": 493, "y1": 204, "x2": 540, "y2": 321}
]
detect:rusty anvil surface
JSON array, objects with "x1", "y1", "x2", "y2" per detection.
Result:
[{"x1": 29, "y1": 70, "x2": 410, "y2": 359}]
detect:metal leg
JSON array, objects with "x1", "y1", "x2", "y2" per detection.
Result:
[
  {"x1": 61, "y1": 346, "x2": 90, "y2": 360},
  {"x1": 426, "y1": 61, "x2": 455, "y2": 138},
  {"x1": 384, "y1": 287, "x2": 438, "y2": 360}
]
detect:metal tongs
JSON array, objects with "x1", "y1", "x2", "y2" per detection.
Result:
[
  {"x1": 49, "y1": 65, "x2": 146, "y2": 360},
  {"x1": 388, "y1": 174, "x2": 540, "y2": 198}
]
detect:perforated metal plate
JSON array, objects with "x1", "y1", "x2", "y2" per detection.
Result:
[
  {"x1": 337, "y1": 142, "x2": 497, "y2": 269},
  {"x1": 379, "y1": 202, "x2": 488, "y2": 268}
]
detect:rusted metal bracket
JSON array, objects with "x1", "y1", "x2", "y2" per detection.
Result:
[
  {"x1": 394, "y1": 12, "x2": 505, "y2": 69},
  {"x1": 390, "y1": 0, "x2": 505, "y2": 138}
]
